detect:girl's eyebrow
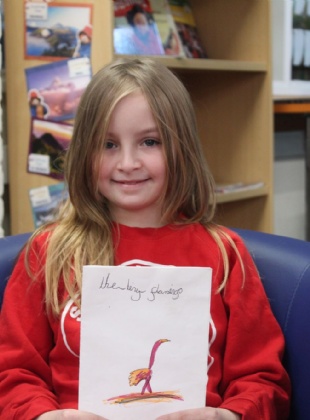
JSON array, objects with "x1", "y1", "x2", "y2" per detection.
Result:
[
  {"x1": 139, "y1": 127, "x2": 159, "y2": 135},
  {"x1": 106, "y1": 127, "x2": 159, "y2": 137}
]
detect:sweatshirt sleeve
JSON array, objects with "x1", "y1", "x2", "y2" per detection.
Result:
[
  {"x1": 0, "y1": 237, "x2": 60, "y2": 419},
  {"x1": 218, "y1": 232, "x2": 291, "y2": 419}
]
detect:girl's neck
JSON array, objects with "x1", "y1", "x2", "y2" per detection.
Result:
[
  {"x1": 112, "y1": 215, "x2": 166, "y2": 228},
  {"x1": 110, "y1": 206, "x2": 165, "y2": 228}
]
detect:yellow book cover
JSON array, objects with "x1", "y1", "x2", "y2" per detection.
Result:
[
  {"x1": 150, "y1": 0, "x2": 185, "y2": 57},
  {"x1": 168, "y1": 0, "x2": 207, "y2": 58}
]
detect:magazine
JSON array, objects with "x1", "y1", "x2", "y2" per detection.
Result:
[
  {"x1": 25, "y1": 57, "x2": 92, "y2": 122},
  {"x1": 150, "y1": 0, "x2": 185, "y2": 57},
  {"x1": 168, "y1": 0, "x2": 207, "y2": 58},
  {"x1": 113, "y1": 0, "x2": 165, "y2": 55},
  {"x1": 29, "y1": 182, "x2": 69, "y2": 228}
]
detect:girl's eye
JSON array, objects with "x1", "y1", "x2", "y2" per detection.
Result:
[
  {"x1": 143, "y1": 138, "x2": 160, "y2": 147},
  {"x1": 104, "y1": 141, "x2": 116, "y2": 149}
]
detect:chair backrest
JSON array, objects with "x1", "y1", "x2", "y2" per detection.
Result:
[
  {"x1": 234, "y1": 228, "x2": 310, "y2": 420},
  {"x1": 1, "y1": 229, "x2": 310, "y2": 418},
  {"x1": 0, "y1": 232, "x2": 32, "y2": 308}
]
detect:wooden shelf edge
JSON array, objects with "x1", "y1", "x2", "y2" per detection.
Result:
[
  {"x1": 274, "y1": 102, "x2": 310, "y2": 114},
  {"x1": 215, "y1": 186, "x2": 268, "y2": 204},
  {"x1": 114, "y1": 55, "x2": 267, "y2": 72}
]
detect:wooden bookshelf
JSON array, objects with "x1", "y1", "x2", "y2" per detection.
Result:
[
  {"x1": 4, "y1": 0, "x2": 273, "y2": 234},
  {"x1": 118, "y1": 56, "x2": 268, "y2": 72},
  {"x1": 216, "y1": 185, "x2": 269, "y2": 205}
]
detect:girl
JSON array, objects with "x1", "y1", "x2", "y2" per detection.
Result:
[{"x1": 0, "y1": 58, "x2": 290, "y2": 420}]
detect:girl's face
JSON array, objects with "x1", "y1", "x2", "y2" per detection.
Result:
[
  {"x1": 133, "y1": 12, "x2": 149, "y2": 35},
  {"x1": 80, "y1": 33, "x2": 90, "y2": 44},
  {"x1": 98, "y1": 91, "x2": 166, "y2": 227}
]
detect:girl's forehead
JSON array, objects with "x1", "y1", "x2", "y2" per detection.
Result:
[
  {"x1": 110, "y1": 89, "x2": 147, "y2": 114},
  {"x1": 108, "y1": 92, "x2": 156, "y2": 128}
]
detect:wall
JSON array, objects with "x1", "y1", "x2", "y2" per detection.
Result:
[
  {"x1": 274, "y1": 157, "x2": 306, "y2": 240},
  {"x1": 274, "y1": 129, "x2": 306, "y2": 240}
]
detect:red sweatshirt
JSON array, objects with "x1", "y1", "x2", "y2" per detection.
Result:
[{"x1": 0, "y1": 223, "x2": 290, "y2": 419}]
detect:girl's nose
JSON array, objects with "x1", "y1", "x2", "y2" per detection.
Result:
[{"x1": 117, "y1": 148, "x2": 141, "y2": 171}]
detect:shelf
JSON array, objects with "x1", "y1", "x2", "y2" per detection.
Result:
[
  {"x1": 216, "y1": 186, "x2": 269, "y2": 204},
  {"x1": 273, "y1": 80, "x2": 310, "y2": 98},
  {"x1": 274, "y1": 101, "x2": 310, "y2": 114},
  {"x1": 271, "y1": 1, "x2": 310, "y2": 99},
  {"x1": 115, "y1": 55, "x2": 268, "y2": 73}
]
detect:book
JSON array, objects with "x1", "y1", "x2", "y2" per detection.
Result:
[
  {"x1": 113, "y1": 0, "x2": 165, "y2": 56},
  {"x1": 25, "y1": 57, "x2": 92, "y2": 122},
  {"x1": 149, "y1": 0, "x2": 185, "y2": 57},
  {"x1": 27, "y1": 118, "x2": 74, "y2": 180},
  {"x1": 29, "y1": 182, "x2": 69, "y2": 228},
  {"x1": 24, "y1": 2, "x2": 93, "y2": 60},
  {"x1": 215, "y1": 181, "x2": 265, "y2": 194},
  {"x1": 168, "y1": 0, "x2": 207, "y2": 58}
]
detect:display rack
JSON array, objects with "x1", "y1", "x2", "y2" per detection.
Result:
[
  {"x1": 272, "y1": 0, "x2": 310, "y2": 97},
  {"x1": 4, "y1": 0, "x2": 273, "y2": 234}
]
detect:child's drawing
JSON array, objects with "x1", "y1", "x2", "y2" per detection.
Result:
[
  {"x1": 105, "y1": 339, "x2": 183, "y2": 405},
  {"x1": 79, "y1": 265, "x2": 212, "y2": 418},
  {"x1": 129, "y1": 338, "x2": 169, "y2": 394}
]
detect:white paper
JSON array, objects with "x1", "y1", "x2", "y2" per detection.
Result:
[
  {"x1": 25, "y1": 3, "x2": 48, "y2": 21},
  {"x1": 28, "y1": 153, "x2": 50, "y2": 174},
  {"x1": 79, "y1": 265, "x2": 212, "y2": 420},
  {"x1": 29, "y1": 186, "x2": 52, "y2": 207},
  {"x1": 68, "y1": 57, "x2": 91, "y2": 78}
]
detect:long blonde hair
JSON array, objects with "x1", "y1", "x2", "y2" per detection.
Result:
[{"x1": 26, "y1": 57, "x2": 241, "y2": 315}]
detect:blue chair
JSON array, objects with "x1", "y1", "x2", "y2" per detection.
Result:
[
  {"x1": 233, "y1": 228, "x2": 310, "y2": 420},
  {"x1": 1, "y1": 229, "x2": 310, "y2": 419},
  {"x1": 0, "y1": 232, "x2": 32, "y2": 308}
]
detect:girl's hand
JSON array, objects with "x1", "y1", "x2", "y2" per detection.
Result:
[
  {"x1": 35, "y1": 409, "x2": 108, "y2": 420},
  {"x1": 156, "y1": 407, "x2": 241, "y2": 420}
]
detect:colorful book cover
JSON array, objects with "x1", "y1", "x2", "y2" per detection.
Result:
[
  {"x1": 29, "y1": 182, "x2": 69, "y2": 228},
  {"x1": 25, "y1": 57, "x2": 92, "y2": 122},
  {"x1": 24, "y1": 2, "x2": 93, "y2": 60},
  {"x1": 113, "y1": 0, "x2": 165, "y2": 56},
  {"x1": 168, "y1": 0, "x2": 207, "y2": 59},
  {"x1": 27, "y1": 118, "x2": 73, "y2": 180},
  {"x1": 150, "y1": 0, "x2": 185, "y2": 57}
]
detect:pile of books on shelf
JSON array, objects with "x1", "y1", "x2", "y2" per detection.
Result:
[{"x1": 113, "y1": 0, "x2": 207, "y2": 58}]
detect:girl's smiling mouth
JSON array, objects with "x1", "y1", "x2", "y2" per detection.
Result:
[{"x1": 113, "y1": 179, "x2": 149, "y2": 185}]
